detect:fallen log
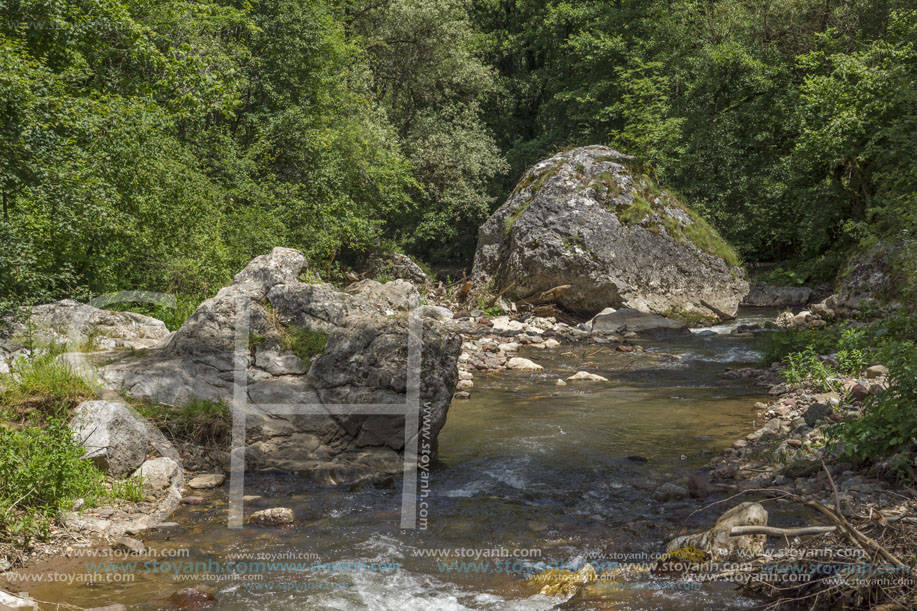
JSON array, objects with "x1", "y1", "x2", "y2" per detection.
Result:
[{"x1": 729, "y1": 525, "x2": 836, "y2": 537}]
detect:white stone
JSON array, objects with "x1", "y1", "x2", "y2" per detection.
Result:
[
  {"x1": 492, "y1": 316, "x2": 524, "y2": 332},
  {"x1": 544, "y1": 339, "x2": 560, "y2": 349},
  {"x1": 506, "y1": 357, "x2": 543, "y2": 371},
  {"x1": 566, "y1": 371, "x2": 608, "y2": 382},
  {"x1": 187, "y1": 474, "x2": 225, "y2": 490}
]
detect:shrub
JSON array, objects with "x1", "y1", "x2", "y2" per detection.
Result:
[
  {"x1": 0, "y1": 420, "x2": 107, "y2": 545},
  {"x1": 832, "y1": 308, "x2": 917, "y2": 474},
  {"x1": 780, "y1": 345, "x2": 838, "y2": 392}
]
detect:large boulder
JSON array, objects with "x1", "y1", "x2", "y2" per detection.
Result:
[
  {"x1": 472, "y1": 146, "x2": 747, "y2": 322},
  {"x1": 743, "y1": 283, "x2": 812, "y2": 307},
  {"x1": 589, "y1": 308, "x2": 685, "y2": 334},
  {"x1": 0, "y1": 300, "x2": 168, "y2": 352},
  {"x1": 833, "y1": 239, "x2": 915, "y2": 309},
  {"x1": 100, "y1": 248, "x2": 461, "y2": 481},
  {"x1": 69, "y1": 401, "x2": 150, "y2": 477}
]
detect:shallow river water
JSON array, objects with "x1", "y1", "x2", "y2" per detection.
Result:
[{"x1": 24, "y1": 309, "x2": 795, "y2": 610}]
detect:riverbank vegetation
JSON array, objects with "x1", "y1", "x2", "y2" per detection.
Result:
[{"x1": 762, "y1": 306, "x2": 917, "y2": 483}]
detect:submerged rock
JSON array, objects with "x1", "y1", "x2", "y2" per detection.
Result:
[
  {"x1": 248, "y1": 507, "x2": 295, "y2": 526},
  {"x1": 566, "y1": 371, "x2": 608, "y2": 382},
  {"x1": 472, "y1": 145, "x2": 747, "y2": 321}
]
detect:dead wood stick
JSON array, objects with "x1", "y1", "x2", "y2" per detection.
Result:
[
  {"x1": 729, "y1": 526, "x2": 836, "y2": 537},
  {"x1": 487, "y1": 281, "x2": 517, "y2": 308}
]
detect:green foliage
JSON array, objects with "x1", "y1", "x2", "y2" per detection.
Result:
[
  {"x1": 281, "y1": 326, "x2": 328, "y2": 362},
  {"x1": 110, "y1": 476, "x2": 145, "y2": 503},
  {"x1": 0, "y1": 420, "x2": 107, "y2": 544},
  {"x1": 109, "y1": 294, "x2": 204, "y2": 332},
  {"x1": 137, "y1": 399, "x2": 230, "y2": 447},
  {"x1": 472, "y1": 0, "x2": 915, "y2": 277},
  {"x1": 780, "y1": 345, "x2": 838, "y2": 392},
  {"x1": 760, "y1": 325, "x2": 843, "y2": 365},
  {"x1": 832, "y1": 308, "x2": 917, "y2": 469},
  {"x1": 0, "y1": 351, "x2": 95, "y2": 421}
]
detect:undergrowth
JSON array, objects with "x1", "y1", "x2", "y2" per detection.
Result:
[{"x1": 137, "y1": 399, "x2": 231, "y2": 447}]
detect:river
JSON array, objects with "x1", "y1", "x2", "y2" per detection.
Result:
[{"x1": 24, "y1": 309, "x2": 785, "y2": 610}]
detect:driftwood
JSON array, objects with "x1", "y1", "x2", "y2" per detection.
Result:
[
  {"x1": 729, "y1": 525, "x2": 836, "y2": 537},
  {"x1": 486, "y1": 281, "x2": 517, "y2": 308},
  {"x1": 700, "y1": 299, "x2": 733, "y2": 320},
  {"x1": 520, "y1": 284, "x2": 570, "y2": 305}
]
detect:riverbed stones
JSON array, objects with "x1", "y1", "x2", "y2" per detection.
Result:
[
  {"x1": 69, "y1": 401, "x2": 150, "y2": 477},
  {"x1": 187, "y1": 474, "x2": 225, "y2": 490},
  {"x1": 99, "y1": 248, "x2": 461, "y2": 481},
  {"x1": 472, "y1": 145, "x2": 747, "y2": 321},
  {"x1": 248, "y1": 507, "x2": 295, "y2": 526},
  {"x1": 414, "y1": 305, "x2": 454, "y2": 321},
  {"x1": 666, "y1": 502, "x2": 768, "y2": 561}
]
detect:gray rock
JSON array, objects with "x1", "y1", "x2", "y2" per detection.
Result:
[
  {"x1": 69, "y1": 401, "x2": 150, "y2": 477},
  {"x1": 834, "y1": 239, "x2": 914, "y2": 308},
  {"x1": 0, "y1": 590, "x2": 37, "y2": 609},
  {"x1": 866, "y1": 364, "x2": 888, "y2": 379},
  {"x1": 100, "y1": 248, "x2": 461, "y2": 481},
  {"x1": 132, "y1": 457, "x2": 181, "y2": 497},
  {"x1": 414, "y1": 305, "x2": 453, "y2": 321},
  {"x1": 113, "y1": 536, "x2": 146, "y2": 555},
  {"x1": 366, "y1": 252, "x2": 430, "y2": 285},
  {"x1": 743, "y1": 283, "x2": 812, "y2": 307},
  {"x1": 472, "y1": 146, "x2": 747, "y2": 322},
  {"x1": 653, "y1": 482, "x2": 689, "y2": 502},
  {"x1": 248, "y1": 507, "x2": 295, "y2": 526},
  {"x1": 0, "y1": 299, "x2": 168, "y2": 353},
  {"x1": 187, "y1": 474, "x2": 225, "y2": 490},
  {"x1": 666, "y1": 502, "x2": 768, "y2": 561},
  {"x1": 345, "y1": 278, "x2": 420, "y2": 311},
  {"x1": 804, "y1": 403, "x2": 832, "y2": 427},
  {"x1": 589, "y1": 308, "x2": 685, "y2": 334}
]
